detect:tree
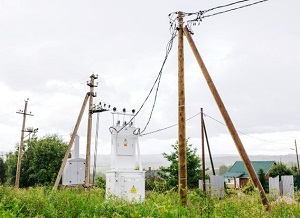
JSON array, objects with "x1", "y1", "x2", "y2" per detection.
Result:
[
  {"x1": 258, "y1": 168, "x2": 268, "y2": 192},
  {"x1": 0, "y1": 157, "x2": 7, "y2": 184},
  {"x1": 6, "y1": 134, "x2": 67, "y2": 187},
  {"x1": 6, "y1": 151, "x2": 18, "y2": 185},
  {"x1": 290, "y1": 165, "x2": 298, "y2": 175},
  {"x1": 218, "y1": 165, "x2": 231, "y2": 175},
  {"x1": 268, "y1": 162, "x2": 293, "y2": 180},
  {"x1": 158, "y1": 139, "x2": 204, "y2": 190}
]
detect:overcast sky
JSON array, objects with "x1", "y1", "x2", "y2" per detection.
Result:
[{"x1": 1, "y1": 0, "x2": 300, "y2": 157}]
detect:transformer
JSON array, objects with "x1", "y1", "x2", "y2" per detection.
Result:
[{"x1": 106, "y1": 111, "x2": 145, "y2": 202}]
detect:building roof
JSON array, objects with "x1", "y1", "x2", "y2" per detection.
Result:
[{"x1": 223, "y1": 161, "x2": 276, "y2": 178}]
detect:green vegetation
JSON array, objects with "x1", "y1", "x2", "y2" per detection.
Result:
[
  {"x1": 0, "y1": 186, "x2": 300, "y2": 217},
  {"x1": 218, "y1": 164, "x2": 231, "y2": 175},
  {"x1": 0, "y1": 157, "x2": 7, "y2": 185},
  {"x1": 158, "y1": 140, "x2": 205, "y2": 189},
  {"x1": 269, "y1": 162, "x2": 293, "y2": 180},
  {"x1": 258, "y1": 168, "x2": 268, "y2": 192},
  {"x1": 2, "y1": 138, "x2": 300, "y2": 217},
  {"x1": 95, "y1": 176, "x2": 106, "y2": 189},
  {"x1": 5, "y1": 134, "x2": 67, "y2": 187}
]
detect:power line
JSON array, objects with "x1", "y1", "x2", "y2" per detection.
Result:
[
  {"x1": 0, "y1": 77, "x2": 87, "y2": 122},
  {"x1": 203, "y1": 0, "x2": 269, "y2": 19},
  {"x1": 116, "y1": 0, "x2": 269, "y2": 134},
  {"x1": 141, "y1": 110, "x2": 291, "y2": 146},
  {"x1": 140, "y1": 112, "x2": 200, "y2": 136},
  {"x1": 202, "y1": 112, "x2": 291, "y2": 145},
  {"x1": 168, "y1": 0, "x2": 270, "y2": 34},
  {"x1": 116, "y1": 24, "x2": 178, "y2": 134},
  {"x1": 204, "y1": 0, "x2": 266, "y2": 13}
]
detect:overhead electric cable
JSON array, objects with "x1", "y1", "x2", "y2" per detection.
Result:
[
  {"x1": 0, "y1": 77, "x2": 87, "y2": 122},
  {"x1": 141, "y1": 110, "x2": 291, "y2": 146},
  {"x1": 168, "y1": 0, "x2": 269, "y2": 33},
  {"x1": 204, "y1": 0, "x2": 267, "y2": 13},
  {"x1": 116, "y1": 22, "x2": 178, "y2": 134},
  {"x1": 203, "y1": 0, "x2": 269, "y2": 19},
  {"x1": 202, "y1": 113, "x2": 290, "y2": 145},
  {"x1": 118, "y1": 0, "x2": 270, "y2": 134},
  {"x1": 140, "y1": 112, "x2": 201, "y2": 136}
]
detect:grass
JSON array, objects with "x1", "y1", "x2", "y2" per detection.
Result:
[{"x1": 0, "y1": 186, "x2": 300, "y2": 217}]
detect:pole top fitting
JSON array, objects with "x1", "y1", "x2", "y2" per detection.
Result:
[{"x1": 178, "y1": 11, "x2": 184, "y2": 26}]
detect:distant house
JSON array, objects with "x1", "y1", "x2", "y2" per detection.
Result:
[{"x1": 223, "y1": 161, "x2": 276, "y2": 189}]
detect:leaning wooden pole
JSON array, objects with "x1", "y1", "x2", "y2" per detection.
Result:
[
  {"x1": 53, "y1": 93, "x2": 89, "y2": 190},
  {"x1": 203, "y1": 119, "x2": 216, "y2": 175},
  {"x1": 201, "y1": 108, "x2": 206, "y2": 192},
  {"x1": 177, "y1": 11, "x2": 187, "y2": 206},
  {"x1": 295, "y1": 139, "x2": 300, "y2": 175},
  {"x1": 183, "y1": 26, "x2": 270, "y2": 210}
]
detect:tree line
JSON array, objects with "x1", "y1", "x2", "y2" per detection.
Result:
[
  {"x1": 0, "y1": 134, "x2": 67, "y2": 187},
  {"x1": 0, "y1": 135, "x2": 298, "y2": 192}
]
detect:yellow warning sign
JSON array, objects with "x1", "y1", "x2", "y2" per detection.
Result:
[
  {"x1": 130, "y1": 186, "x2": 137, "y2": 194},
  {"x1": 124, "y1": 139, "x2": 127, "y2": 147}
]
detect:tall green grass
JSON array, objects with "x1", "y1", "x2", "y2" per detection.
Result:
[{"x1": 0, "y1": 186, "x2": 299, "y2": 217}]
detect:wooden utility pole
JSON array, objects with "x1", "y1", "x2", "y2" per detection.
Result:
[
  {"x1": 201, "y1": 108, "x2": 206, "y2": 192},
  {"x1": 295, "y1": 140, "x2": 300, "y2": 175},
  {"x1": 15, "y1": 99, "x2": 33, "y2": 188},
  {"x1": 53, "y1": 93, "x2": 89, "y2": 189},
  {"x1": 177, "y1": 11, "x2": 187, "y2": 206},
  {"x1": 183, "y1": 26, "x2": 270, "y2": 210},
  {"x1": 203, "y1": 120, "x2": 215, "y2": 175},
  {"x1": 85, "y1": 74, "x2": 97, "y2": 187}
]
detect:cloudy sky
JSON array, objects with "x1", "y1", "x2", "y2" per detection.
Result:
[{"x1": 1, "y1": 0, "x2": 300, "y2": 157}]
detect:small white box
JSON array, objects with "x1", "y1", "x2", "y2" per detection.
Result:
[{"x1": 62, "y1": 158, "x2": 85, "y2": 185}]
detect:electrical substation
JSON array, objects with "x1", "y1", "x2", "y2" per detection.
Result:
[{"x1": 48, "y1": 1, "x2": 274, "y2": 210}]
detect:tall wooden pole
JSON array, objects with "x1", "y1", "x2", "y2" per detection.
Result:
[
  {"x1": 295, "y1": 140, "x2": 300, "y2": 175},
  {"x1": 15, "y1": 99, "x2": 29, "y2": 188},
  {"x1": 53, "y1": 93, "x2": 89, "y2": 189},
  {"x1": 183, "y1": 26, "x2": 270, "y2": 210},
  {"x1": 177, "y1": 11, "x2": 187, "y2": 206},
  {"x1": 85, "y1": 74, "x2": 97, "y2": 187},
  {"x1": 201, "y1": 108, "x2": 206, "y2": 192}
]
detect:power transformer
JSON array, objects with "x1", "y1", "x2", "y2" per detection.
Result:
[{"x1": 106, "y1": 110, "x2": 145, "y2": 202}]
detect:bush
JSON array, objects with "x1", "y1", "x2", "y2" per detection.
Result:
[
  {"x1": 242, "y1": 181, "x2": 254, "y2": 194},
  {"x1": 95, "y1": 176, "x2": 106, "y2": 189}
]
